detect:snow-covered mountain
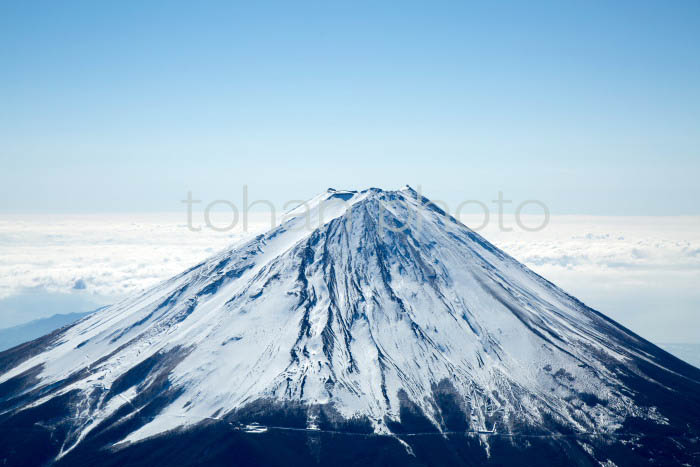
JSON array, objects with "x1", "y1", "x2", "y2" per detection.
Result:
[{"x1": 1, "y1": 187, "x2": 699, "y2": 466}]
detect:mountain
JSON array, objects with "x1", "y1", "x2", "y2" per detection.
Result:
[
  {"x1": 1, "y1": 187, "x2": 699, "y2": 466},
  {"x1": 0, "y1": 312, "x2": 94, "y2": 352}
]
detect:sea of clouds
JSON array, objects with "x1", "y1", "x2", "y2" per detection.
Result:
[{"x1": 0, "y1": 212, "x2": 698, "y2": 345}]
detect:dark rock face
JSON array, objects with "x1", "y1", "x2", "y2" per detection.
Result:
[{"x1": 3, "y1": 398, "x2": 698, "y2": 466}]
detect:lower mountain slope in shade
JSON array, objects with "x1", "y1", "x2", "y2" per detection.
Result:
[{"x1": 1, "y1": 187, "x2": 699, "y2": 466}]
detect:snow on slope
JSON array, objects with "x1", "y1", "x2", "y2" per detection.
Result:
[{"x1": 0, "y1": 187, "x2": 695, "y2": 459}]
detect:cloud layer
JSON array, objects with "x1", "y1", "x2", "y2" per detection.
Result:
[
  {"x1": 464, "y1": 214, "x2": 700, "y2": 343},
  {"x1": 1, "y1": 212, "x2": 698, "y2": 342},
  {"x1": 0, "y1": 212, "x2": 262, "y2": 301}
]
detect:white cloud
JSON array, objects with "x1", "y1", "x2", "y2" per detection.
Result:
[
  {"x1": 0, "y1": 212, "x2": 698, "y2": 342},
  {"x1": 0, "y1": 212, "x2": 271, "y2": 301},
  {"x1": 460, "y1": 214, "x2": 700, "y2": 343}
]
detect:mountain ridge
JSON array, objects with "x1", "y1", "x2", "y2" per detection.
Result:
[{"x1": 0, "y1": 311, "x2": 99, "y2": 352}]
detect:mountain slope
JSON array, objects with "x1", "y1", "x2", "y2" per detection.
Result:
[{"x1": 1, "y1": 187, "x2": 699, "y2": 466}]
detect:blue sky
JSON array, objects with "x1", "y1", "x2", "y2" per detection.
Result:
[{"x1": 1, "y1": 0, "x2": 699, "y2": 214}]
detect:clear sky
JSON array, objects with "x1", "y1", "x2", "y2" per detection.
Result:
[{"x1": 1, "y1": 0, "x2": 699, "y2": 214}]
